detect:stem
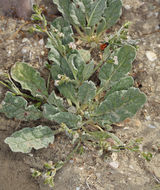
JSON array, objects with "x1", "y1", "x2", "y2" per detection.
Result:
[{"x1": 74, "y1": 25, "x2": 84, "y2": 38}]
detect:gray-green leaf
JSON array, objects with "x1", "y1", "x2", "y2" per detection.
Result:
[
  {"x1": 88, "y1": 0, "x2": 106, "y2": 27},
  {"x1": 99, "y1": 45, "x2": 136, "y2": 87},
  {"x1": 104, "y1": 0, "x2": 122, "y2": 29},
  {"x1": 47, "y1": 91, "x2": 65, "y2": 111},
  {"x1": 78, "y1": 81, "x2": 96, "y2": 104},
  {"x1": 43, "y1": 104, "x2": 59, "y2": 120},
  {"x1": 4, "y1": 125, "x2": 54, "y2": 153},
  {"x1": 0, "y1": 92, "x2": 42, "y2": 121},
  {"x1": 105, "y1": 76, "x2": 134, "y2": 98},
  {"x1": 93, "y1": 87, "x2": 146, "y2": 124},
  {"x1": 58, "y1": 83, "x2": 77, "y2": 105},
  {"x1": 51, "y1": 112, "x2": 82, "y2": 128},
  {"x1": 11, "y1": 62, "x2": 48, "y2": 98}
]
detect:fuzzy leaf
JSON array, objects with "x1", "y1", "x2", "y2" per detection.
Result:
[
  {"x1": 88, "y1": 0, "x2": 106, "y2": 27},
  {"x1": 93, "y1": 87, "x2": 146, "y2": 124},
  {"x1": 51, "y1": 17, "x2": 74, "y2": 44},
  {"x1": 96, "y1": 17, "x2": 106, "y2": 35},
  {"x1": 70, "y1": 0, "x2": 86, "y2": 26},
  {"x1": 43, "y1": 104, "x2": 59, "y2": 120},
  {"x1": 4, "y1": 126, "x2": 54, "y2": 153},
  {"x1": 78, "y1": 49, "x2": 91, "y2": 63},
  {"x1": 104, "y1": 0, "x2": 122, "y2": 29},
  {"x1": 68, "y1": 54, "x2": 78, "y2": 79},
  {"x1": 78, "y1": 81, "x2": 96, "y2": 104},
  {"x1": 105, "y1": 76, "x2": 134, "y2": 97},
  {"x1": 82, "y1": 60, "x2": 94, "y2": 81},
  {"x1": 51, "y1": 112, "x2": 82, "y2": 128},
  {"x1": 99, "y1": 45, "x2": 136, "y2": 87},
  {"x1": 47, "y1": 91, "x2": 65, "y2": 111},
  {"x1": 53, "y1": 0, "x2": 72, "y2": 23},
  {"x1": 50, "y1": 63, "x2": 63, "y2": 80},
  {"x1": 58, "y1": 83, "x2": 77, "y2": 104},
  {"x1": 0, "y1": 92, "x2": 42, "y2": 121},
  {"x1": 11, "y1": 62, "x2": 48, "y2": 98}
]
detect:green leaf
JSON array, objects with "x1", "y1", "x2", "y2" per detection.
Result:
[
  {"x1": 0, "y1": 92, "x2": 42, "y2": 121},
  {"x1": 105, "y1": 76, "x2": 134, "y2": 97},
  {"x1": 51, "y1": 17, "x2": 74, "y2": 44},
  {"x1": 4, "y1": 125, "x2": 54, "y2": 153},
  {"x1": 53, "y1": 0, "x2": 72, "y2": 24},
  {"x1": 78, "y1": 49, "x2": 91, "y2": 63},
  {"x1": 78, "y1": 81, "x2": 96, "y2": 104},
  {"x1": 88, "y1": 0, "x2": 106, "y2": 27},
  {"x1": 70, "y1": 0, "x2": 86, "y2": 27},
  {"x1": 47, "y1": 91, "x2": 65, "y2": 111},
  {"x1": 58, "y1": 83, "x2": 77, "y2": 105},
  {"x1": 93, "y1": 87, "x2": 146, "y2": 124},
  {"x1": 104, "y1": 0, "x2": 122, "y2": 29},
  {"x1": 51, "y1": 112, "x2": 82, "y2": 128},
  {"x1": 68, "y1": 54, "x2": 78, "y2": 79},
  {"x1": 96, "y1": 17, "x2": 106, "y2": 35},
  {"x1": 43, "y1": 104, "x2": 59, "y2": 120},
  {"x1": 50, "y1": 63, "x2": 63, "y2": 80},
  {"x1": 11, "y1": 62, "x2": 48, "y2": 98},
  {"x1": 99, "y1": 45, "x2": 136, "y2": 87},
  {"x1": 82, "y1": 60, "x2": 94, "y2": 81}
]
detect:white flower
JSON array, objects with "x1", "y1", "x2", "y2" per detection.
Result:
[
  {"x1": 58, "y1": 32, "x2": 64, "y2": 38},
  {"x1": 68, "y1": 42, "x2": 76, "y2": 50},
  {"x1": 54, "y1": 80, "x2": 59, "y2": 86},
  {"x1": 53, "y1": 28, "x2": 58, "y2": 33},
  {"x1": 57, "y1": 74, "x2": 62, "y2": 79},
  {"x1": 113, "y1": 56, "x2": 118, "y2": 65}
]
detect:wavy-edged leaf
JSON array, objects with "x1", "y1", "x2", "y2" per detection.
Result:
[
  {"x1": 93, "y1": 87, "x2": 146, "y2": 124},
  {"x1": 81, "y1": 0, "x2": 93, "y2": 20},
  {"x1": 68, "y1": 54, "x2": 78, "y2": 79},
  {"x1": 0, "y1": 92, "x2": 42, "y2": 121},
  {"x1": 43, "y1": 104, "x2": 59, "y2": 120},
  {"x1": 104, "y1": 0, "x2": 122, "y2": 29},
  {"x1": 78, "y1": 49, "x2": 91, "y2": 63},
  {"x1": 88, "y1": 0, "x2": 106, "y2": 27},
  {"x1": 78, "y1": 81, "x2": 96, "y2": 104},
  {"x1": 51, "y1": 112, "x2": 82, "y2": 128},
  {"x1": 82, "y1": 60, "x2": 94, "y2": 81},
  {"x1": 4, "y1": 125, "x2": 54, "y2": 153},
  {"x1": 11, "y1": 62, "x2": 48, "y2": 98},
  {"x1": 53, "y1": 0, "x2": 72, "y2": 23},
  {"x1": 70, "y1": 0, "x2": 86, "y2": 27},
  {"x1": 99, "y1": 45, "x2": 136, "y2": 87},
  {"x1": 105, "y1": 76, "x2": 134, "y2": 98},
  {"x1": 58, "y1": 83, "x2": 77, "y2": 105},
  {"x1": 47, "y1": 91, "x2": 65, "y2": 111},
  {"x1": 51, "y1": 17, "x2": 74, "y2": 44},
  {"x1": 96, "y1": 17, "x2": 106, "y2": 35}
]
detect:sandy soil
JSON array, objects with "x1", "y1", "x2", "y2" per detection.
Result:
[{"x1": 0, "y1": 0, "x2": 160, "y2": 190}]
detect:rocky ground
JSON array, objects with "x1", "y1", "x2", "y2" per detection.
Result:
[{"x1": 0, "y1": 0, "x2": 160, "y2": 190}]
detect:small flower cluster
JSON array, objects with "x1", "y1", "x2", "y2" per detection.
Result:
[{"x1": 54, "y1": 74, "x2": 71, "y2": 86}]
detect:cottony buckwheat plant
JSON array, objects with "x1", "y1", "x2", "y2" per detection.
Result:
[{"x1": 0, "y1": 0, "x2": 146, "y2": 188}]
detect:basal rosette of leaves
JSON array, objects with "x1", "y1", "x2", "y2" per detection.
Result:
[
  {"x1": 53, "y1": 0, "x2": 122, "y2": 42},
  {"x1": 0, "y1": 44, "x2": 146, "y2": 153},
  {"x1": 0, "y1": 2, "x2": 146, "y2": 157}
]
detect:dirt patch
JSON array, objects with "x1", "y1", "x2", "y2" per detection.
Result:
[{"x1": 0, "y1": 0, "x2": 160, "y2": 190}]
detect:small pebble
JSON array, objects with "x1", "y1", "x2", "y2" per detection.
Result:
[
  {"x1": 39, "y1": 38, "x2": 44, "y2": 46},
  {"x1": 146, "y1": 51, "x2": 157, "y2": 62},
  {"x1": 124, "y1": 5, "x2": 131, "y2": 10},
  {"x1": 22, "y1": 38, "x2": 29, "y2": 43},
  {"x1": 109, "y1": 161, "x2": 119, "y2": 169},
  {"x1": 111, "y1": 152, "x2": 118, "y2": 161},
  {"x1": 148, "y1": 124, "x2": 156, "y2": 129}
]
